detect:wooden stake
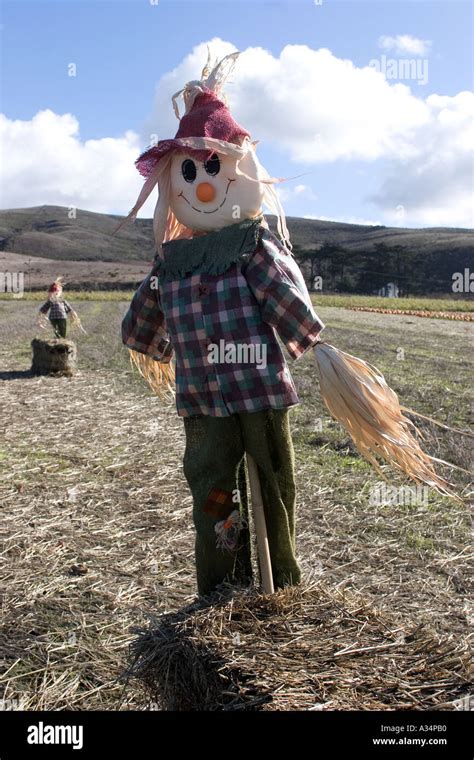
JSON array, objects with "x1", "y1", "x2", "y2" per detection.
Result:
[{"x1": 246, "y1": 454, "x2": 274, "y2": 595}]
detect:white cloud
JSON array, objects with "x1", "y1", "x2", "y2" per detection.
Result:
[
  {"x1": 0, "y1": 109, "x2": 156, "y2": 217},
  {"x1": 143, "y1": 40, "x2": 472, "y2": 227},
  {"x1": 378, "y1": 34, "x2": 432, "y2": 56},
  {"x1": 369, "y1": 91, "x2": 474, "y2": 228},
  {"x1": 1, "y1": 40, "x2": 471, "y2": 227},
  {"x1": 146, "y1": 39, "x2": 432, "y2": 164}
]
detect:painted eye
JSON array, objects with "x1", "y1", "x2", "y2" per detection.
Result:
[
  {"x1": 204, "y1": 154, "x2": 220, "y2": 176},
  {"x1": 181, "y1": 159, "x2": 197, "y2": 183}
]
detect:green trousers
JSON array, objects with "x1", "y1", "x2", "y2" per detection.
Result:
[
  {"x1": 182, "y1": 408, "x2": 301, "y2": 596},
  {"x1": 50, "y1": 318, "x2": 67, "y2": 338}
]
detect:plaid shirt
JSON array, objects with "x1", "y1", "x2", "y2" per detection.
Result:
[
  {"x1": 122, "y1": 224, "x2": 325, "y2": 417},
  {"x1": 40, "y1": 298, "x2": 73, "y2": 320}
]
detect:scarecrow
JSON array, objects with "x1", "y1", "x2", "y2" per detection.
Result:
[
  {"x1": 37, "y1": 278, "x2": 82, "y2": 338},
  {"x1": 118, "y1": 53, "x2": 462, "y2": 598}
]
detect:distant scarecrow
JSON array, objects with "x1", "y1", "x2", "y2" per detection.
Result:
[{"x1": 38, "y1": 278, "x2": 82, "y2": 338}]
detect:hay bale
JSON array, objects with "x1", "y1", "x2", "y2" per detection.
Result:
[
  {"x1": 124, "y1": 581, "x2": 471, "y2": 711},
  {"x1": 31, "y1": 338, "x2": 77, "y2": 377}
]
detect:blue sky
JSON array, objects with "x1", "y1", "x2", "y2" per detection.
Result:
[{"x1": 1, "y1": 0, "x2": 473, "y2": 227}]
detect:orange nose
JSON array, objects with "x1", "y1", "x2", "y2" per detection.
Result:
[{"x1": 196, "y1": 182, "x2": 216, "y2": 203}]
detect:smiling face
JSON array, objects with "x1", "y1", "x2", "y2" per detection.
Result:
[{"x1": 169, "y1": 144, "x2": 265, "y2": 232}]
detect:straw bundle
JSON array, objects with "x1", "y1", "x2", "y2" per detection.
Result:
[
  {"x1": 313, "y1": 343, "x2": 465, "y2": 502},
  {"x1": 31, "y1": 338, "x2": 77, "y2": 377}
]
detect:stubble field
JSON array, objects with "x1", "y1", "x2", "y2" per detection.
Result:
[{"x1": 0, "y1": 298, "x2": 472, "y2": 710}]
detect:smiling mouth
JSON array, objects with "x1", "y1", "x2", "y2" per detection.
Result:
[{"x1": 178, "y1": 178, "x2": 235, "y2": 214}]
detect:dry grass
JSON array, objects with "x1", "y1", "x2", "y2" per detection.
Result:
[
  {"x1": 0, "y1": 353, "x2": 195, "y2": 710},
  {"x1": 126, "y1": 581, "x2": 471, "y2": 711},
  {"x1": 0, "y1": 300, "x2": 472, "y2": 711}
]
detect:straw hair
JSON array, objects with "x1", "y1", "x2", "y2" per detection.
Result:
[
  {"x1": 313, "y1": 342, "x2": 465, "y2": 502},
  {"x1": 129, "y1": 350, "x2": 175, "y2": 401},
  {"x1": 171, "y1": 50, "x2": 240, "y2": 119}
]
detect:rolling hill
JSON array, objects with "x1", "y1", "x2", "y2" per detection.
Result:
[
  {"x1": 1, "y1": 205, "x2": 472, "y2": 262},
  {"x1": 0, "y1": 205, "x2": 472, "y2": 293}
]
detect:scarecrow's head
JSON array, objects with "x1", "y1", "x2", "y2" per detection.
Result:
[
  {"x1": 120, "y1": 51, "x2": 289, "y2": 250},
  {"x1": 48, "y1": 278, "x2": 63, "y2": 299}
]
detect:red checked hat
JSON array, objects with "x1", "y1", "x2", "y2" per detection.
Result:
[{"x1": 135, "y1": 51, "x2": 250, "y2": 179}]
